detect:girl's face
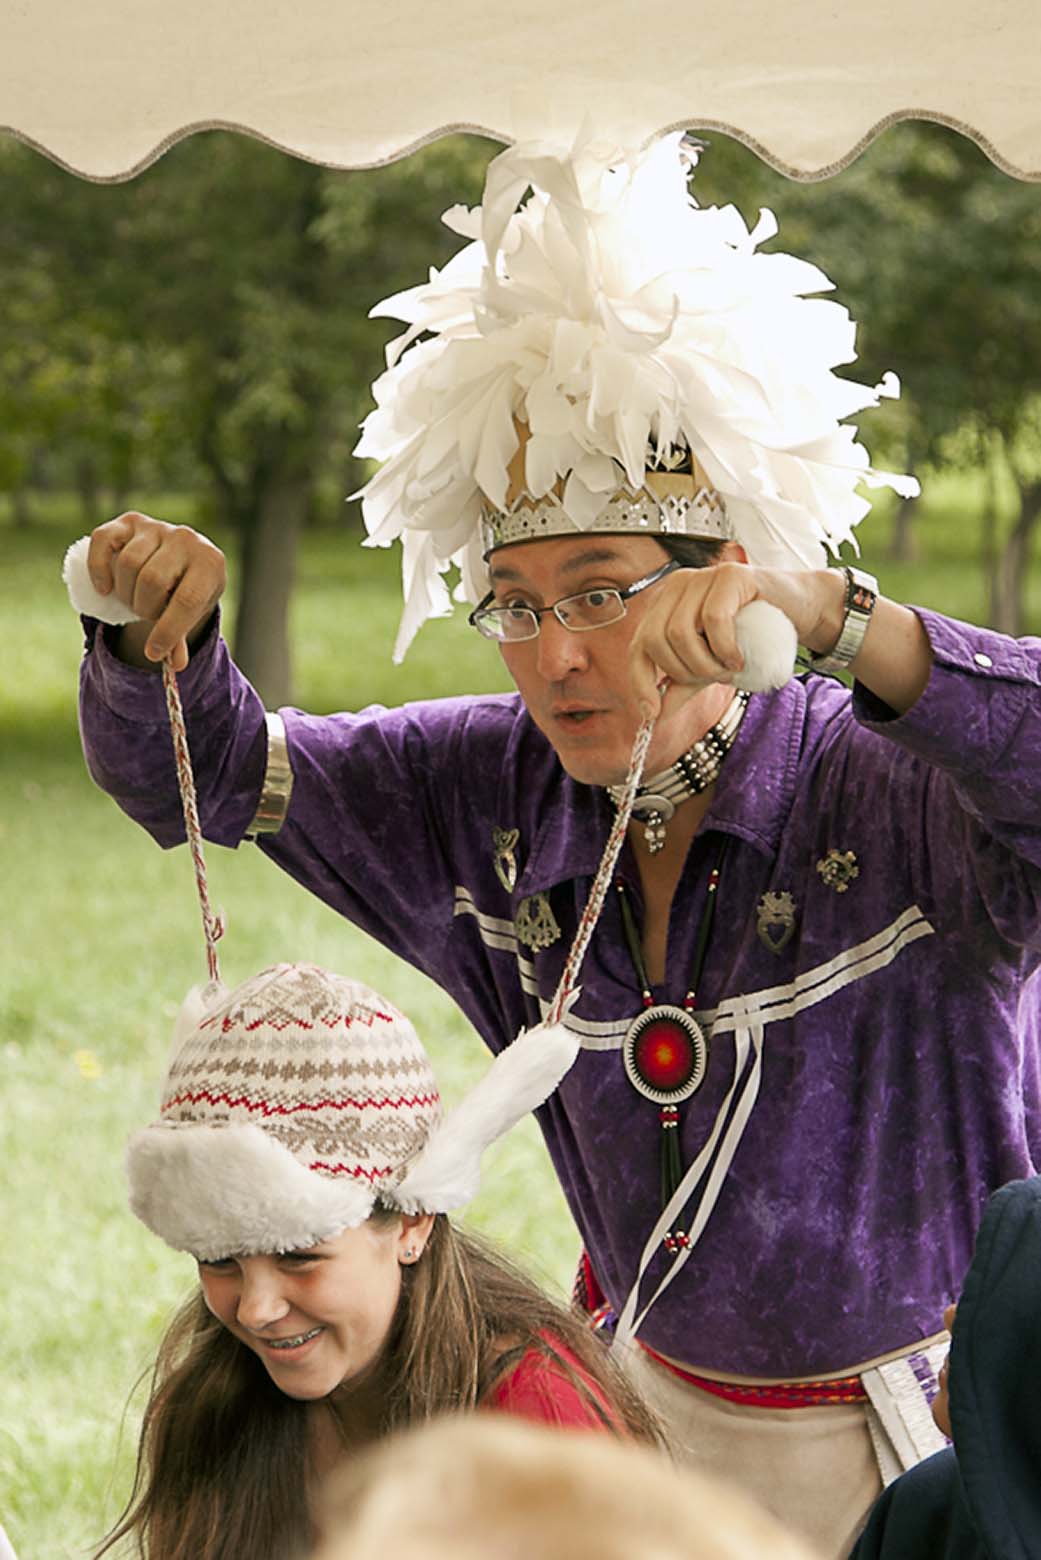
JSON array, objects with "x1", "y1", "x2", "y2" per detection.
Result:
[{"x1": 197, "y1": 1214, "x2": 433, "y2": 1401}]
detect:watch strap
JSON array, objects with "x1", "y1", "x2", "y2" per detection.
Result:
[{"x1": 808, "y1": 566, "x2": 878, "y2": 674}]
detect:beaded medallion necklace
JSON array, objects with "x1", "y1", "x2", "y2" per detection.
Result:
[{"x1": 616, "y1": 834, "x2": 730, "y2": 1249}]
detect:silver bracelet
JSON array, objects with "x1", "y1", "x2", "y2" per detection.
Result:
[
  {"x1": 245, "y1": 711, "x2": 294, "y2": 837},
  {"x1": 808, "y1": 566, "x2": 878, "y2": 675}
]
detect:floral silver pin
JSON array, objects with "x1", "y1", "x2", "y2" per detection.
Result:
[{"x1": 816, "y1": 849, "x2": 860, "y2": 893}]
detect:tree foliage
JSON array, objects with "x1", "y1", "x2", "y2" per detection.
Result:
[
  {"x1": 2, "y1": 120, "x2": 1040, "y2": 694},
  {"x1": 694, "y1": 126, "x2": 1041, "y2": 626}
]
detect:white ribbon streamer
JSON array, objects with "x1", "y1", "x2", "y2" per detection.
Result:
[{"x1": 614, "y1": 1010, "x2": 766, "y2": 1349}]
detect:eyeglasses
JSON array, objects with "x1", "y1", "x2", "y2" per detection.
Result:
[{"x1": 468, "y1": 559, "x2": 685, "y2": 643}]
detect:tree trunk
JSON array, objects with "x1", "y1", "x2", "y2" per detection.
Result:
[
  {"x1": 76, "y1": 454, "x2": 100, "y2": 530},
  {"x1": 989, "y1": 479, "x2": 1041, "y2": 636},
  {"x1": 233, "y1": 471, "x2": 305, "y2": 708},
  {"x1": 980, "y1": 446, "x2": 1000, "y2": 595},
  {"x1": 11, "y1": 482, "x2": 34, "y2": 528},
  {"x1": 887, "y1": 494, "x2": 919, "y2": 563}
]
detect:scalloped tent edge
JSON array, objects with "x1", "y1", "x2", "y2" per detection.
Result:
[{"x1": 2, "y1": 0, "x2": 1040, "y2": 183}]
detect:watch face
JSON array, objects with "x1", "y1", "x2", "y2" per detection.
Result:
[{"x1": 623, "y1": 1005, "x2": 708, "y2": 1105}]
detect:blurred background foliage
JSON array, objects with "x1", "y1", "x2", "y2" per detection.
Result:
[
  {"x1": 2, "y1": 123, "x2": 1041, "y2": 1556},
  {"x1": 2, "y1": 121, "x2": 1040, "y2": 708}
]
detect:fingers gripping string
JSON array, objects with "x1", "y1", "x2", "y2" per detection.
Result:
[
  {"x1": 546, "y1": 698, "x2": 660, "y2": 1027},
  {"x1": 162, "y1": 661, "x2": 225, "y2": 984}
]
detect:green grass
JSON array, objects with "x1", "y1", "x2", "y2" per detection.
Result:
[{"x1": 2, "y1": 475, "x2": 1038, "y2": 1556}]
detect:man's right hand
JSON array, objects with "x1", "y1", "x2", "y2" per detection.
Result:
[{"x1": 87, "y1": 513, "x2": 227, "y2": 671}]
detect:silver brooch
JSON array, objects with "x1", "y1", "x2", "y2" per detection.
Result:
[
  {"x1": 492, "y1": 827, "x2": 519, "y2": 893},
  {"x1": 816, "y1": 849, "x2": 860, "y2": 893},
  {"x1": 515, "y1": 892, "x2": 561, "y2": 951},
  {"x1": 756, "y1": 891, "x2": 797, "y2": 954}
]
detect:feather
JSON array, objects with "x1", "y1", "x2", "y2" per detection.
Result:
[{"x1": 351, "y1": 131, "x2": 918, "y2": 655}]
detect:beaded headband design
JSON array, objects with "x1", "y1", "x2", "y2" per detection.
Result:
[{"x1": 353, "y1": 127, "x2": 918, "y2": 661}]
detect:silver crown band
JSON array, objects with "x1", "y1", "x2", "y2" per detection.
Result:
[{"x1": 480, "y1": 471, "x2": 734, "y2": 556}]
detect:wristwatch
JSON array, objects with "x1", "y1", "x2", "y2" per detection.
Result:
[{"x1": 807, "y1": 565, "x2": 878, "y2": 675}]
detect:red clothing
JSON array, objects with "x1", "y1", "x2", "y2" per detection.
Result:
[{"x1": 485, "y1": 1337, "x2": 619, "y2": 1431}]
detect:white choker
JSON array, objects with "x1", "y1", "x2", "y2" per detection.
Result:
[{"x1": 606, "y1": 692, "x2": 750, "y2": 853}]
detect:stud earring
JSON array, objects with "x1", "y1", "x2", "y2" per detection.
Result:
[{"x1": 402, "y1": 1247, "x2": 417, "y2": 1262}]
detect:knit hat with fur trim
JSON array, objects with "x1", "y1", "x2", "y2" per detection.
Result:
[{"x1": 127, "y1": 962, "x2": 578, "y2": 1261}]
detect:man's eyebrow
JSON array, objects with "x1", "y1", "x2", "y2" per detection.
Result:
[{"x1": 488, "y1": 547, "x2": 629, "y2": 585}]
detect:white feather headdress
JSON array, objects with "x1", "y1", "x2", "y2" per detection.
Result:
[{"x1": 354, "y1": 127, "x2": 918, "y2": 661}]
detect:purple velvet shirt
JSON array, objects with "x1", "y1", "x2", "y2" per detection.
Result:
[{"x1": 79, "y1": 609, "x2": 1041, "y2": 1377}]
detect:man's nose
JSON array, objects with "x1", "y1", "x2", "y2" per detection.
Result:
[
  {"x1": 236, "y1": 1267, "x2": 291, "y2": 1332},
  {"x1": 534, "y1": 614, "x2": 590, "y2": 680}
]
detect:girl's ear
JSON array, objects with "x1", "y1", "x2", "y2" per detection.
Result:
[{"x1": 396, "y1": 1212, "x2": 435, "y2": 1265}]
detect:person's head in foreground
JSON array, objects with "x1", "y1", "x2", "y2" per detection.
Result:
[
  {"x1": 852, "y1": 1175, "x2": 1041, "y2": 1559},
  {"x1": 96, "y1": 964, "x2": 659, "y2": 1560},
  {"x1": 355, "y1": 127, "x2": 916, "y2": 782},
  {"x1": 311, "y1": 1413, "x2": 821, "y2": 1560}
]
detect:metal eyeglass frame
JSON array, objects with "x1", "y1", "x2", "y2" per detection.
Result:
[{"x1": 468, "y1": 559, "x2": 685, "y2": 642}]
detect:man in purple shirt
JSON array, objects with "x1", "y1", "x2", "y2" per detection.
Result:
[{"x1": 74, "y1": 133, "x2": 1041, "y2": 1556}]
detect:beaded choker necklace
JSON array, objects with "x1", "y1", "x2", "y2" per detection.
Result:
[{"x1": 606, "y1": 691, "x2": 750, "y2": 853}]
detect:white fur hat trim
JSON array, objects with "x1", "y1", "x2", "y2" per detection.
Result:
[
  {"x1": 392, "y1": 1019, "x2": 580, "y2": 1213},
  {"x1": 126, "y1": 1120, "x2": 376, "y2": 1261},
  {"x1": 62, "y1": 535, "x2": 143, "y2": 625}
]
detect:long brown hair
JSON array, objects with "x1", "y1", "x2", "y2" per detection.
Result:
[{"x1": 96, "y1": 1213, "x2": 661, "y2": 1560}]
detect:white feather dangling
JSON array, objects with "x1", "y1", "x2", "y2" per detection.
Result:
[
  {"x1": 732, "y1": 601, "x2": 799, "y2": 693},
  {"x1": 391, "y1": 1020, "x2": 580, "y2": 1213},
  {"x1": 62, "y1": 535, "x2": 142, "y2": 625}
]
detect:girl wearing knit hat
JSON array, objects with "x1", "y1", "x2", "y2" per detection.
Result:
[{"x1": 95, "y1": 962, "x2": 661, "y2": 1560}]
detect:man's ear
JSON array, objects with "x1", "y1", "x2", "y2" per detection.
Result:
[{"x1": 720, "y1": 541, "x2": 749, "y2": 565}]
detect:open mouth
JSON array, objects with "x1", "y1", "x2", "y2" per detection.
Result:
[{"x1": 262, "y1": 1326, "x2": 324, "y2": 1354}]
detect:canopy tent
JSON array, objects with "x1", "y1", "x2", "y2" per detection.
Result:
[{"x1": 2, "y1": 0, "x2": 1040, "y2": 182}]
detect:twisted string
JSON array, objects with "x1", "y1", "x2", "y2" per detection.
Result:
[
  {"x1": 546, "y1": 704, "x2": 658, "y2": 1026},
  {"x1": 162, "y1": 660, "x2": 225, "y2": 984}
]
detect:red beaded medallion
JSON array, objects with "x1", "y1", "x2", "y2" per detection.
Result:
[{"x1": 622, "y1": 1004, "x2": 708, "y2": 1105}]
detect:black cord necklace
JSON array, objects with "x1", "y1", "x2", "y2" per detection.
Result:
[{"x1": 616, "y1": 834, "x2": 729, "y2": 1242}]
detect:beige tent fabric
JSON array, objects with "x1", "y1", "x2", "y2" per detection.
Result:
[{"x1": 2, "y1": 0, "x2": 1040, "y2": 181}]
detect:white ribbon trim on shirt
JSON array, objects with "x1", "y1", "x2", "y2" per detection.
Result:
[
  {"x1": 454, "y1": 890, "x2": 935, "y2": 1337},
  {"x1": 455, "y1": 892, "x2": 934, "y2": 1043},
  {"x1": 614, "y1": 1010, "x2": 766, "y2": 1349}
]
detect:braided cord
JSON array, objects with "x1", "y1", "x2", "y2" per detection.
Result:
[
  {"x1": 546, "y1": 706, "x2": 657, "y2": 1026},
  {"x1": 162, "y1": 661, "x2": 225, "y2": 983},
  {"x1": 159, "y1": 653, "x2": 657, "y2": 1002}
]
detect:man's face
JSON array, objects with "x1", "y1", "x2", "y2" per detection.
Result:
[{"x1": 490, "y1": 534, "x2": 728, "y2": 786}]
